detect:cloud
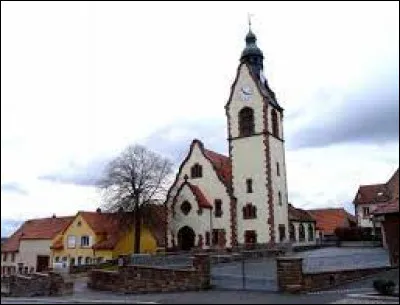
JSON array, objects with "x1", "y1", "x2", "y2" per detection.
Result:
[
  {"x1": 1, "y1": 219, "x2": 23, "y2": 237},
  {"x1": 38, "y1": 157, "x2": 112, "y2": 187},
  {"x1": 286, "y1": 52, "x2": 399, "y2": 150},
  {"x1": 1, "y1": 183, "x2": 28, "y2": 195}
]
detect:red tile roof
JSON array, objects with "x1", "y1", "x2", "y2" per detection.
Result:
[
  {"x1": 354, "y1": 184, "x2": 389, "y2": 205},
  {"x1": 186, "y1": 182, "x2": 213, "y2": 209},
  {"x1": 2, "y1": 216, "x2": 73, "y2": 253},
  {"x1": 354, "y1": 168, "x2": 399, "y2": 206},
  {"x1": 203, "y1": 148, "x2": 232, "y2": 188},
  {"x1": 307, "y1": 208, "x2": 356, "y2": 235},
  {"x1": 288, "y1": 204, "x2": 315, "y2": 222}
]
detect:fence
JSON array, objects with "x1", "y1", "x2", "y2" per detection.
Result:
[{"x1": 300, "y1": 247, "x2": 391, "y2": 273}]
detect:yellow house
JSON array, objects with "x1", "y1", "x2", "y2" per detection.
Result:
[{"x1": 50, "y1": 207, "x2": 165, "y2": 266}]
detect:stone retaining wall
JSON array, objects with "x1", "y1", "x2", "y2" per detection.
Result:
[
  {"x1": 1, "y1": 272, "x2": 73, "y2": 297},
  {"x1": 277, "y1": 257, "x2": 394, "y2": 293},
  {"x1": 88, "y1": 253, "x2": 210, "y2": 293}
]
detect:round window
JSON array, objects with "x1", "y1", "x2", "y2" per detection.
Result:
[{"x1": 181, "y1": 201, "x2": 192, "y2": 215}]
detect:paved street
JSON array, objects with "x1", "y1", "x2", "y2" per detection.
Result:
[{"x1": 2, "y1": 269, "x2": 398, "y2": 304}]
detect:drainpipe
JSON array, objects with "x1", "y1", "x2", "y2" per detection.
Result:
[{"x1": 210, "y1": 208, "x2": 213, "y2": 250}]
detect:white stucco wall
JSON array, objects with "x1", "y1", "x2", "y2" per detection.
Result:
[
  {"x1": 270, "y1": 136, "x2": 289, "y2": 243},
  {"x1": 228, "y1": 64, "x2": 289, "y2": 245},
  {"x1": 356, "y1": 204, "x2": 381, "y2": 228},
  {"x1": 167, "y1": 143, "x2": 232, "y2": 248},
  {"x1": 19, "y1": 239, "x2": 52, "y2": 272},
  {"x1": 1, "y1": 252, "x2": 20, "y2": 275},
  {"x1": 228, "y1": 65, "x2": 270, "y2": 244}
]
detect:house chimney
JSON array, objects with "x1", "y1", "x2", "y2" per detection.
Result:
[
  {"x1": 52, "y1": 214, "x2": 56, "y2": 218},
  {"x1": 96, "y1": 208, "x2": 101, "y2": 213},
  {"x1": 118, "y1": 207, "x2": 124, "y2": 213}
]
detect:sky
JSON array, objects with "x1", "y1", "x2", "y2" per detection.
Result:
[{"x1": 1, "y1": 1, "x2": 399, "y2": 237}]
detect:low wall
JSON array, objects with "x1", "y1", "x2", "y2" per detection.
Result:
[
  {"x1": 1, "y1": 272, "x2": 73, "y2": 297},
  {"x1": 88, "y1": 254, "x2": 210, "y2": 293},
  {"x1": 277, "y1": 257, "x2": 394, "y2": 293},
  {"x1": 69, "y1": 260, "x2": 117, "y2": 274}
]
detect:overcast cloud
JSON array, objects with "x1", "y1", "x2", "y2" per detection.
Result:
[{"x1": 1, "y1": 1, "x2": 398, "y2": 237}]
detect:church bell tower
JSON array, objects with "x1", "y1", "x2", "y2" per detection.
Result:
[{"x1": 225, "y1": 25, "x2": 289, "y2": 246}]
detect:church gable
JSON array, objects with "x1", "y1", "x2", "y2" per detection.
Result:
[{"x1": 165, "y1": 139, "x2": 233, "y2": 204}]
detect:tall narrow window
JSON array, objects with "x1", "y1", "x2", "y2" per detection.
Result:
[
  {"x1": 271, "y1": 109, "x2": 279, "y2": 138},
  {"x1": 246, "y1": 179, "x2": 253, "y2": 193},
  {"x1": 276, "y1": 162, "x2": 280, "y2": 176},
  {"x1": 244, "y1": 230, "x2": 257, "y2": 247},
  {"x1": 308, "y1": 224, "x2": 314, "y2": 241},
  {"x1": 214, "y1": 199, "x2": 222, "y2": 217},
  {"x1": 363, "y1": 207, "x2": 370, "y2": 217},
  {"x1": 205, "y1": 232, "x2": 210, "y2": 246},
  {"x1": 278, "y1": 191, "x2": 282, "y2": 206},
  {"x1": 191, "y1": 163, "x2": 203, "y2": 178},
  {"x1": 279, "y1": 224, "x2": 286, "y2": 242},
  {"x1": 289, "y1": 224, "x2": 296, "y2": 241},
  {"x1": 299, "y1": 224, "x2": 305, "y2": 242},
  {"x1": 239, "y1": 107, "x2": 255, "y2": 137}
]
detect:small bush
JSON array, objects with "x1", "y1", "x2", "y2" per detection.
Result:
[
  {"x1": 373, "y1": 279, "x2": 395, "y2": 295},
  {"x1": 334, "y1": 227, "x2": 375, "y2": 241}
]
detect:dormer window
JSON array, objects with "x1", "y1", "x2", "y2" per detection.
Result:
[
  {"x1": 191, "y1": 163, "x2": 202, "y2": 178},
  {"x1": 377, "y1": 192, "x2": 383, "y2": 196}
]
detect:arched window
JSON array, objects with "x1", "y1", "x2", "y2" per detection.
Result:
[
  {"x1": 239, "y1": 107, "x2": 255, "y2": 136},
  {"x1": 299, "y1": 224, "x2": 305, "y2": 242},
  {"x1": 289, "y1": 223, "x2": 296, "y2": 241},
  {"x1": 308, "y1": 224, "x2": 314, "y2": 241},
  {"x1": 191, "y1": 163, "x2": 202, "y2": 178},
  {"x1": 181, "y1": 201, "x2": 192, "y2": 215},
  {"x1": 271, "y1": 109, "x2": 279, "y2": 138}
]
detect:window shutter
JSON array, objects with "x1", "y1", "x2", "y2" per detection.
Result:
[{"x1": 88, "y1": 236, "x2": 93, "y2": 247}]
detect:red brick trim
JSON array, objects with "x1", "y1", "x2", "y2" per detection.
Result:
[
  {"x1": 263, "y1": 100, "x2": 275, "y2": 245},
  {"x1": 226, "y1": 92, "x2": 238, "y2": 248}
]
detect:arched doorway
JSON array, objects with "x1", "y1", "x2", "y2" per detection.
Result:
[{"x1": 177, "y1": 226, "x2": 195, "y2": 251}]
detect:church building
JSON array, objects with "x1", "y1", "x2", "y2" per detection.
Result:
[{"x1": 165, "y1": 27, "x2": 289, "y2": 251}]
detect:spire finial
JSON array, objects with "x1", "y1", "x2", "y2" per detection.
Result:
[{"x1": 248, "y1": 13, "x2": 252, "y2": 31}]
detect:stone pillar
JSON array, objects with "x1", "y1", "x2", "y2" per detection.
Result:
[
  {"x1": 193, "y1": 254, "x2": 210, "y2": 289},
  {"x1": 277, "y1": 257, "x2": 303, "y2": 293}
]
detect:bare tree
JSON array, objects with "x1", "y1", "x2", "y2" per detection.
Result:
[{"x1": 97, "y1": 144, "x2": 173, "y2": 254}]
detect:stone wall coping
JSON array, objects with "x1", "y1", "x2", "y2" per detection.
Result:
[
  {"x1": 277, "y1": 257, "x2": 303, "y2": 261},
  {"x1": 91, "y1": 269, "x2": 118, "y2": 274},
  {"x1": 304, "y1": 265, "x2": 394, "y2": 275},
  {"x1": 15, "y1": 274, "x2": 31, "y2": 280},
  {"x1": 126, "y1": 264, "x2": 195, "y2": 272},
  {"x1": 32, "y1": 272, "x2": 50, "y2": 278}
]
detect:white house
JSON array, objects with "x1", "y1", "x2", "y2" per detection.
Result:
[{"x1": 165, "y1": 27, "x2": 289, "y2": 250}]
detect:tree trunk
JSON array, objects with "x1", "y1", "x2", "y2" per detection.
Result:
[{"x1": 134, "y1": 199, "x2": 141, "y2": 254}]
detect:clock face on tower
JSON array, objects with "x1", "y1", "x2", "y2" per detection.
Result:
[{"x1": 240, "y1": 85, "x2": 253, "y2": 102}]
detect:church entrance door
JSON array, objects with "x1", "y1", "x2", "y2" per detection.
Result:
[{"x1": 177, "y1": 226, "x2": 195, "y2": 251}]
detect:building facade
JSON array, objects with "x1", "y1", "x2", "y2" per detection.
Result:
[
  {"x1": 1, "y1": 216, "x2": 73, "y2": 276},
  {"x1": 165, "y1": 27, "x2": 289, "y2": 250},
  {"x1": 51, "y1": 209, "x2": 164, "y2": 269},
  {"x1": 353, "y1": 168, "x2": 399, "y2": 236},
  {"x1": 288, "y1": 204, "x2": 317, "y2": 248}
]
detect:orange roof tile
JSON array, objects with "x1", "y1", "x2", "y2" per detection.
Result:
[
  {"x1": 186, "y1": 182, "x2": 213, "y2": 209},
  {"x1": 307, "y1": 208, "x2": 356, "y2": 235},
  {"x1": 203, "y1": 148, "x2": 232, "y2": 188},
  {"x1": 2, "y1": 216, "x2": 73, "y2": 253}
]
